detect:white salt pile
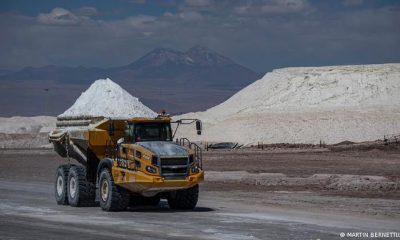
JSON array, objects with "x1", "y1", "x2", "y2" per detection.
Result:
[
  {"x1": 59, "y1": 78, "x2": 157, "y2": 119},
  {"x1": 0, "y1": 116, "x2": 56, "y2": 134},
  {"x1": 0, "y1": 116, "x2": 56, "y2": 148},
  {"x1": 175, "y1": 63, "x2": 400, "y2": 144}
]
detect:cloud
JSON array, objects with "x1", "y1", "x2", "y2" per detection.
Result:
[
  {"x1": 342, "y1": 0, "x2": 364, "y2": 7},
  {"x1": 37, "y1": 7, "x2": 98, "y2": 26},
  {"x1": 129, "y1": 0, "x2": 147, "y2": 4},
  {"x1": 261, "y1": 0, "x2": 310, "y2": 14},
  {"x1": 125, "y1": 15, "x2": 156, "y2": 28},
  {"x1": 184, "y1": 0, "x2": 212, "y2": 7},
  {"x1": 74, "y1": 6, "x2": 98, "y2": 17},
  {"x1": 181, "y1": 11, "x2": 204, "y2": 21},
  {"x1": 181, "y1": 0, "x2": 215, "y2": 11},
  {"x1": 37, "y1": 8, "x2": 81, "y2": 25},
  {"x1": 164, "y1": 10, "x2": 204, "y2": 21},
  {"x1": 235, "y1": 0, "x2": 311, "y2": 16},
  {"x1": 1, "y1": 2, "x2": 399, "y2": 71}
]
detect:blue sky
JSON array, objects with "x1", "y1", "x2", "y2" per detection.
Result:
[{"x1": 0, "y1": 0, "x2": 399, "y2": 72}]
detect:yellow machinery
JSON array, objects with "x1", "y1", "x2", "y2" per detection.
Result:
[{"x1": 49, "y1": 113, "x2": 203, "y2": 211}]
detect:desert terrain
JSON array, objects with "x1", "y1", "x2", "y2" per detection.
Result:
[
  {"x1": 1, "y1": 64, "x2": 399, "y2": 239},
  {"x1": 1, "y1": 145, "x2": 399, "y2": 240}
]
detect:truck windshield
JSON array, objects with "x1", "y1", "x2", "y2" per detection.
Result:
[{"x1": 134, "y1": 123, "x2": 172, "y2": 142}]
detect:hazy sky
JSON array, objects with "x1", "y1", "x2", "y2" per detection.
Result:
[{"x1": 0, "y1": 0, "x2": 399, "y2": 72}]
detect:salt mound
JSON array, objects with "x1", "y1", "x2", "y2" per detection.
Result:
[
  {"x1": 0, "y1": 116, "x2": 56, "y2": 134},
  {"x1": 175, "y1": 63, "x2": 400, "y2": 144},
  {"x1": 195, "y1": 63, "x2": 400, "y2": 121},
  {"x1": 59, "y1": 78, "x2": 157, "y2": 119}
]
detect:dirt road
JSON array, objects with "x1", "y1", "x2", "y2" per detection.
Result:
[{"x1": 0, "y1": 149, "x2": 399, "y2": 240}]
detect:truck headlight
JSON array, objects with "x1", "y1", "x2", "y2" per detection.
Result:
[
  {"x1": 191, "y1": 165, "x2": 200, "y2": 174},
  {"x1": 146, "y1": 166, "x2": 157, "y2": 174}
]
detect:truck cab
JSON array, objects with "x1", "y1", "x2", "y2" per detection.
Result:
[
  {"x1": 118, "y1": 117, "x2": 201, "y2": 180},
  {"x1": 109, "y1": 116, "x2": 203, "y2": 191}
]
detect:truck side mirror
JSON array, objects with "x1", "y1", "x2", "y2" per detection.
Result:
[
  {"x1": 117, "y1": 138, "x2": 124, "y2": 145},
  {"x1": 196, "y1": 120, "x2": 202, "y2": 135}
]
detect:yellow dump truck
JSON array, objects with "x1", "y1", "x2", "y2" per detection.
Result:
[{"x1": 49, "y1": 113, "x2": 203, "y2": 211}]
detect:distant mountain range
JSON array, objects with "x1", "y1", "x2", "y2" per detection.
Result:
[{"x1": 0, "y1": 45, "x2": 263, "y2": 116}]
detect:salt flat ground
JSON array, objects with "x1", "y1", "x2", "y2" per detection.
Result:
[{"x1": 0, "y1": 149, "x2": 399, "y2": 240}]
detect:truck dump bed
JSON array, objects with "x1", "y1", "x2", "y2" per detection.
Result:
[{"x1": 49, "y1": 116, "x2": 125, "y2": 165}]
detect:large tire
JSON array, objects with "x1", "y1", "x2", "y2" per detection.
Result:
[
  {"x1": 168, "y1": 185, "x2": 199, "y2": 210},
  {"x1": 130, "y1": 195, "x2": 160, "y2": 206},
  {"x1": 98, "y1": 168, "x2": 129, "y2": 211},
  {"x1": 67, "y1": 165, "x2": 96, "y2": 207},
  {"x1": 55, "y1": 164, "x2": 70, "y2": 205}
]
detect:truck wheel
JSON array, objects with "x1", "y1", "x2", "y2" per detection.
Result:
[
  {"x1": 98, "y1": 168, "x2": 129, "y2": 211},
  {"x1": 168, "y1": 185, "x2": 199, "y2": 210},
  {"x1": 67, "y1": 165, "x2": 96, "y2": 207},
  {"x1": 130, "y1": 195, "x2": 160, "y2": 206},
  {"x1": 55, "y1": 164, "x2": 70, "y2": 205}
]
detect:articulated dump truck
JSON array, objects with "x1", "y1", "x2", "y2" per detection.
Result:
[{"x1": 49, "y1": 114, "x2": 204, "y2": 211}]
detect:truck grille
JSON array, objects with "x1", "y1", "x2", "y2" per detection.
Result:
[
  {"x1": 162, "y1": 167, "x2": 188, "y2": 174},
  {"x1": 160, "y1": 157, "x2": 188, "y2": 166},
  {"x1": 160, "y1": 157, "x2": 188, "y2": 179}
]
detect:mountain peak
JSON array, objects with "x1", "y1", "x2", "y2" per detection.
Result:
[
  {"x1": 141, "y1": 47, "x2": 181, "y2": 59},
  {"x1": 122, "y1": 45, "x2": 251, "y2": 73},
  {"x1": 185, "y1": 45, "x2": 233, "y2": 66},
  {"x1": 133, "y1": 47, "x2": 183, "y2": 67},
  {"x1": 149, "y1": 47, "x2": 180, "y2": 54}
]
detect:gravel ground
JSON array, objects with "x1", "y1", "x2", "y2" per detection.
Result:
[
  {"x1": 202, "y1": 148, "x2": 400, "y2": 177},
  {"x1": 0, "y1": 148, "x2": 399, "y2": 239}
]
